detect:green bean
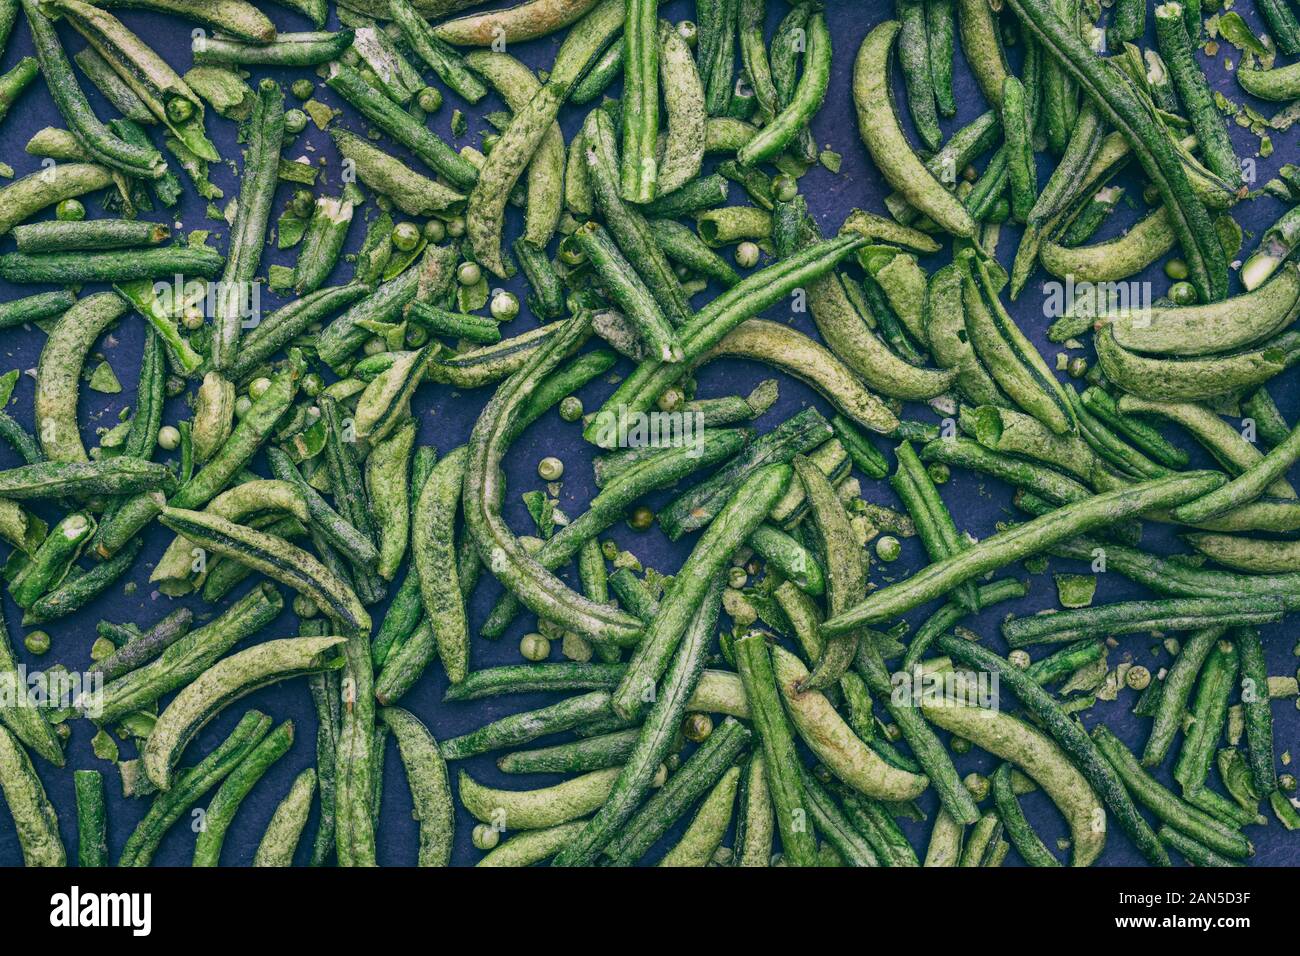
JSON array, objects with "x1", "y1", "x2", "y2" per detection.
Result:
[
  {"x1": 1097, "y1": 327, "x2": 1300, "y2": 402},
  {"x1": 1172, "y1": 420, "x2": 1300, "y2": 523},
  {"x1": 574, "y1": 221, "x2": 682, "y2": 361},
  {"x1": 115, "y1": 279, "x2": 206, "y2": 376},
  {"x1": 583, "y1": 107, "x2": 691, "y2": 324},
  {"x1": 328, "y1": 64, "x2": 477, "y2": 192},
  {"x1": 294, "y1": 193, "x2": 355, "y2": 296},
  {"x1": 603, "y1": 714, "x2": 750, "y2": 865},
  {"x1": 1024, "y1": 639, "x2": 1106, "y2": 687},
  {"x1": 989, "y1": 763, "x2": 1058, "y2": 866},
  {"x1": 498, "y1": 728, "x2": 640, "y2": 775},
  {"x1": 0, "y1": 290, "x2": 75, "y2": 330},
  {"x1": 937, "y1": 635, "x2": 1169, "y2": 865},
  {"x1": 193, "y1": 29, "x2": 351, "y2": 65},
  {"x1": 464, "y1": 52, "x2": 562, "y2": 249},
  {"x1": 892, "y1": 440, "x2": 978, "y2": 613},
  {"x1": 330, "y1": 129, "x2": 466, "y2": 218},
  {"x1": 209, "y1": 79, "x2": 281, "y2": 371},
  {"x1": 0, "y1": 458, "x2": 175, "y2": 501},
  {"x1": 613, "y1": 464, "x2": 788, "y2": 720},
  {"x1": 320, "y1": 397, "x2": 384, "y2": 604},
  {"x1": 193, "y1": 720, "x2": 295, "y2": 866},
  {"x1": 73, "y1": 769, "x2": 107, "y2": 867},
  {"x1": 571, "y1": 34, "x2": 622, "y2": 103},
  {"x1": 1006, "y1": 0, "x2": 1227, "y2": 302},
  {"x1": 738, "y1": 10, "x2": 830, "y2": 167},
  {"x1": 250, "y1": 768, "x2": 316, "y2": 867},
  {"x1": 1003, "y1": 597, "x2": 1283, "y2": 648},
  {"x1": 553, "y1": 576, "x2": 723, "y2": 865},
  {"x1": 1155, "y1": 3, "x2": 1240, "y2": 189},
  {"x1": 1092, "y1": 724, "x2": 1251, "y2": 859},
  {"x1": 266, "y1": 447, "x2": 380, "y2": 572},
  {"x1": 143, "y1": 637, "x2": 343, "y2": 790},
  {"x1": 0, "y1": 724, "x2": 64, "y2": 865},
  {"x1": 465, "y1": 313, "x2": 643, "y2": 646},
  {"x1": 1159, "y1": 825, "x2": 1243, "y2": 867},
  {"x1": 434, "y1": 0, "x2": 603, "y2": 45},
  {"x1": 955, "y1": 0, "x2": 1009, "y2": 106},
  {"x1": 896, "y1": 0, "x2": 941, "y2": 150},
  {"x1": 410, "y1": 446, "x2": 469, "y2": 683},
  {"x1": 22, "y1": 0, "x2": 166, "y2": 177},
  {"x1": 639, "y1": 173, "x2": 729, "y2": 218},
  {"x1": 647, "y1": 218, "x2": 740, "y2": 286},
  {"x1": 921, "y1": 436, "x2": 1093, "y2": 507},
  {"x1": 12, "y1": 218, "x2": 168, "y2": 253},
  {"x1": 512, "y1": 238, "x2": 567, "y2": 319},
  {"x1": 381, "y1": 707, "x2": 454, "y2": 866},
  {"x1": 1240, "y1": 388, "x2": 1291, "y2": 448},
  {"x1": 119, "y1": 711, "x2": 271, "y2": 867},
  {"x1": 1173, "y1": 638, "x2": 1238, "y2": 797},
  {"x1": 618, "y1": 0, "x2": 658, "y2": 203},
  {"x1": 1001, "y1": 76, "x2": 1036, "y2": 223},
  {"x1": 1234, "y1": 629, "x2": 1276, "y2": 797},
  {"x1": 0, "y1": 162, "x2": 114, "y2": 236}
]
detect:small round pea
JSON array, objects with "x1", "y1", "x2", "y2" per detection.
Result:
[
  {"x1": 727, "y1": 566, "x2": 747, "y2": 589},
  {"x1": 682, "y1": 713, "x2": 713, "y2": 742},
  {"x1": 445, "y1": 216, "x2": 466, "y2": 238},
  {"x1": 90, "y1": 637, "x2": 117, "y2": 662},
  {"x1": 363, "y1": 335, "x2": 388, "y2": 356},
  {"x1": 291, "y1": 78, "x2": 314, "y2": 99},
  {"x1": 234, "y1": 395, "x2": 253, "y2": 419},
  {"x1": 950, "y1": 736, "x2": 972, "y2": 755},
  {"x1": 490, "y1": 290, "x2": 519, "y2": 321},
  {"x1": 56, "y1": 198, "x2": 85, "y2": 221},
  {"x1": 735, "y1": 241, "x2": 761, "y2": 269},
  {"x1": 283, "y1": 109, "x2": 308, "y2": 135},
  {"x1": 537, "y1": 456, "x2": 564, "y2": 481},
  {"x1": 520, "y1": 632, "x2": 550, "y2": 661},
  {"x1": 558, "y1": 396, "x2": 584, "y2": 422},
  {"x1": 417, "y1": 86, "x2": 443, "y2": 112},
  {"x1": 1125, "y1": 665, "x2": 1151, "y2": 690},
  {"x1": 656, "y1": 387, "x2": 685, "y2": 412},
  {"x1": 457, "y1": 261, "x2": 482, "y2": 286},
  {"x1": 292, "y1": 594, "x2": 319, "y2": 618},
  {"x1": 927, "y1": 462, "x2": 950, "y2": 485},
  {"x1": 772, "y1": 174, "x2": 798, "y2": 202},
  {"x1": 875, "y1": 535, "x2": 902, "y2": 562},
  {"x1": 676, "y1": 19, "x2": 698, "y2": 45},
  {"x1": 405, "y1": 324, "x2": 429, "y2": 348},
  {"x1": 423, "y1": 218, "x2": 446, "y2": 243},
  {"x1": 471, "y1": 824, "x2": 500, "y2": 851},
  {"x1": 291, "y1": 189, "x2": 315, "y2": 218},
  {"x1": 248, "y1": 376, "x2": 273, "y2": 400},
  {"x1": 1168, "y1": 280, "x2": 1196, "y2": 305},
  {"x1": 56, "y1": 722, "x2": 71, "y2": 741},
  {"x1": 963, "y1": 771, "x2": 989, "y2": 801},
  {"x1": 157, "y1": 425, "x2": 181, "y2": 451},
  {"x1": 392, "y1": 221, "x2": 421, "y2": 252},
  {"x1": 1164, "y1": 258, "x2": 1189, "y2": 281},
  {"x1": 181, "y1": 307, "x2": 205, "y2": 331},
  {"x1": 628, "y1": 506, "x2": 654, "y2": 530},
  {"x1": 1067, "y1": 356, "x2": 1089, "y2": 379},
  {"x1": 812, "y1": 763, "x2": 833, "y2": 783},
  {"x1": 24, "y1": 631, "x2": 50, "y2": 655},
  {"x1": 962, "y1": 163, "x2": 979, "y2": 182},
  {"x1": 301, "y1": 372, "x2": 323, "y2": 397},
  {"x1": 1280, "y1": 773, "x2": 1297, "y2": 793},
  {"x1": 165, "y1": 97, "x2": 194, "y2": 123},
  {"x1": 1008, "y1": 649, "x2": 1031, "y2": 669}
]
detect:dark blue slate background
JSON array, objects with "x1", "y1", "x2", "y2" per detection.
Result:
[{"x1": 0, "y1": 0, "x2": 1296, "y2": 867}]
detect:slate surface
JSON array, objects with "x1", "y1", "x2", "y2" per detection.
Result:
[{"x1": 0, "y1": 0, "x2": 1296, "y2": 867}]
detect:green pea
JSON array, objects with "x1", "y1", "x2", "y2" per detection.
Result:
[
  {"x1": 962, "y1": 770, "x2": 988, "y2": 799},
  {"x1": 423, "y1": 219, "x2": 446, "y2": 243},
  {"x1": 1067, "y1": 356, "x2": 1089, "y2": 379},
  {"x1": 1164, "y1": 258, "x2": 1189, "y2": 281},
  {"x1": 1168, "y1": 280, "x2": 1197, "y2": 305},
  {"x1": 682, "y1": 713, "x2": 713, "y2": 743},
  {"x1": 1126, "y1": 665, "x2": 1151, "y2": 690},
  {"x1": 735, "y1": 241, "x2": 761, "y2": 269},
  {"x1": 291, "y1": 78, "x2": 314, "y2": 100},
  {"x1": 234, "y1": 395, "x2": 253, "y2": 419},
  {"x1": 283, "y1": 109, "x2": 308, "y2": 135},
  {"x1": 727, "y1": 566, "x2": 747, "y2": 589},
  {"x1": 656, "y1": 387, "x2": 684, "y2": 412},
  {"x1": 157, "y1": 425, "x2": 181, "y2": 450},
  {"x1": 676, "y1": 19, "x2": 698, "y2": 46},
  {"x1": 875, "y1": 535, "x2": 901, "y2": 562},
  {"x1": 417, "y1": 87, "x2": 443, "y2": 113},
  {"x1": 166, "y1": 97, "x2": 194, "y2": 123},
  {"x1": 628, "y1": 506, "x2": 654, "y2": 530},
  {"x1": 363, "y1": 335, "x2": 388, "y2": 356},
  {"x1": 490, "y1": 290, "x2": 520, "y2": 321},
  {"x1": 291, "y1": 189, "x2": 315, "y2": 218},
  {"x1": 537, "y1": 456, "x2": 564, "y2": 481},
  {"x1": 292, "y1": 594, "x2": 319, "y2": 618},
  {"x1": 772, "y1": 174, "x2": 798, "y2": 202},
  {"x1": 927, "y1": 462, "x2": 950, "y2": 484},
  {"x1": 248, "y1": 376, "x2": 273, "y2": 400},
  {"x1": 1008, "y1": 649, "x2": 1031, "y2": 668},
  {"x1": 558, "y1": 396, "x2": 583, "y2": 421},
  {"x1": 55, "y1": 198, "x2": 85, "y2": 221},
  {"x1": 457, "y1": 261, "x2": 482, "y2": 286},
  {"x1": 405, "y1": 324, "x2": 429, "y2": 347},
  {"x1": 445, "y1": 216, "x2": 466, "y2": 238},
  {"x1": 520, "y1": 632, "x2": 550, "y2": 661},
  {"x1": 471, "y1": 824, "x2": 500, "y2": 851},
  {"x1": 23, "y1": 630, "x2": 50, "y2": 655},
  {"x1": 392, "y1": 222, "x2": 421, "y2": 252}
]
